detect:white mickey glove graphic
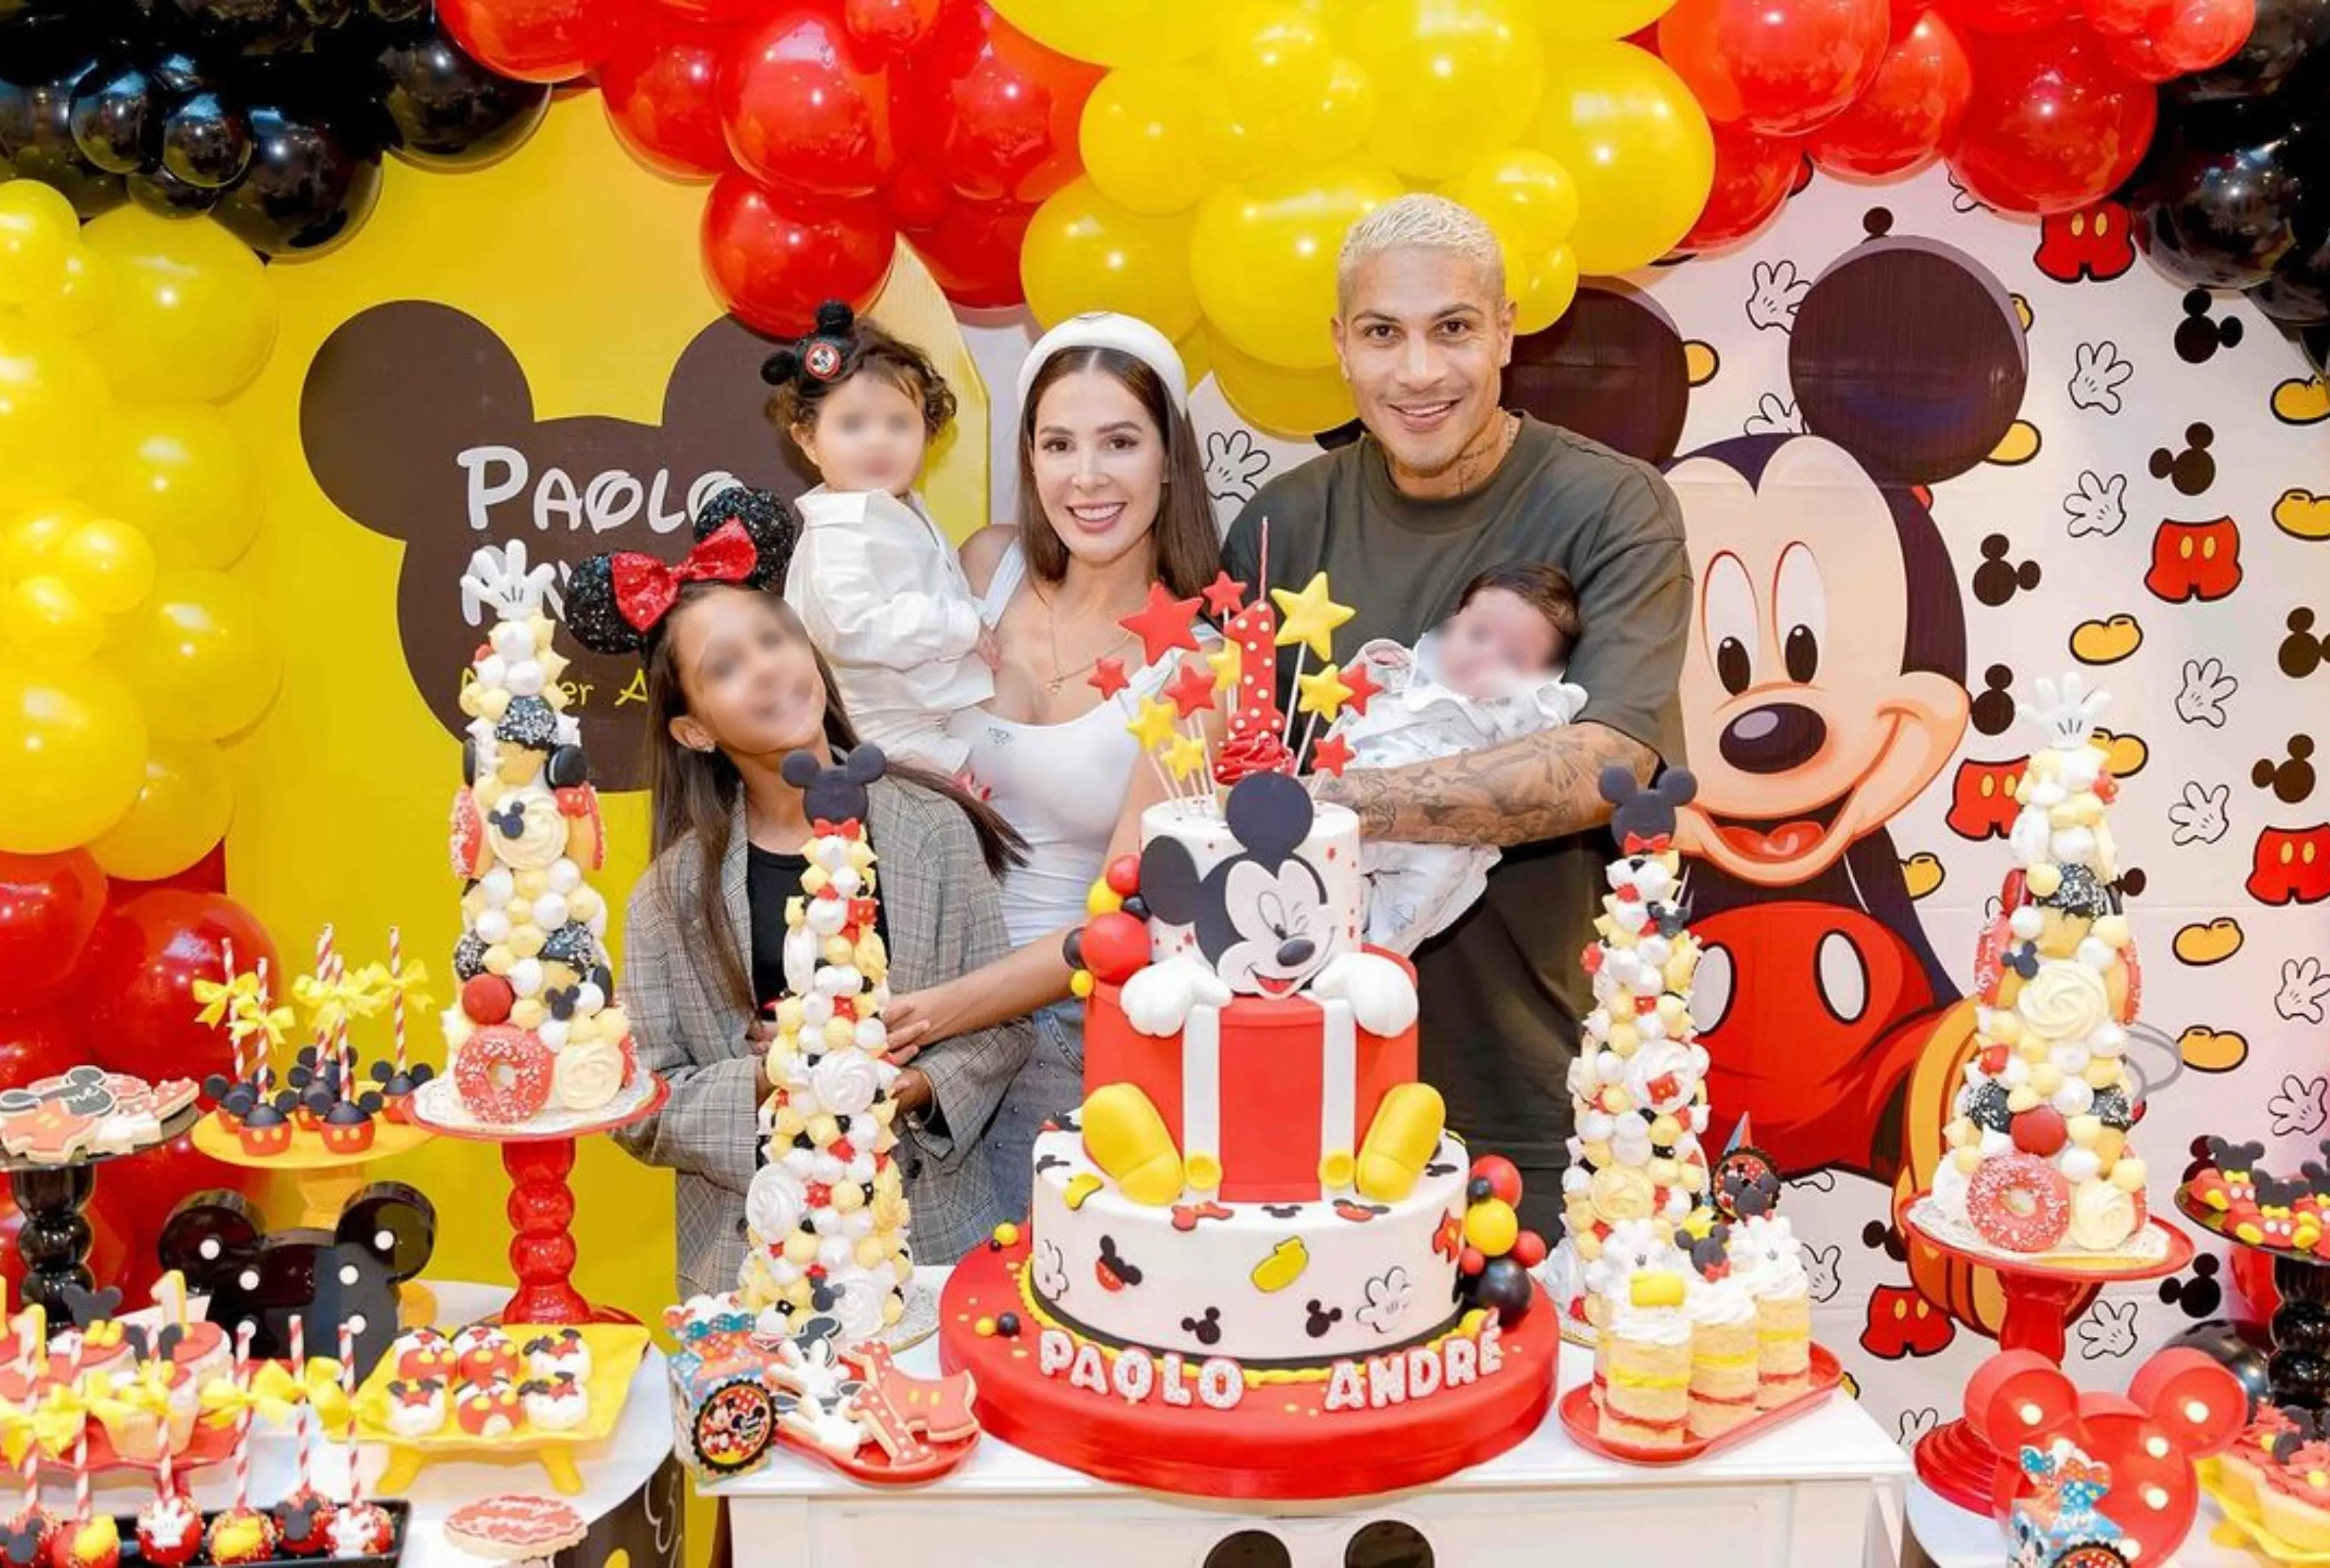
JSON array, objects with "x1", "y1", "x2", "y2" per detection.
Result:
[
  {"x1": 460, "y1": 540, "x2": 559, "y2": 625},
  {"x1": 2279, "y1": 957, "x2": 2330, "y2": 1025},
  {"x1": 1897, "y1": 1408, "x2": 1940, "y2": 1449},
  {"x1": 1805, "y1": 1243, "x2": 1841, "y2": 1303},
  {"x1": 2016, "y1": 673, "x2": 2111, "y2": 751},
  {"x1": 2270, "y1": 1073, "x2": 2330, "y2": 1138},
  {"x1": 1743, "y1": 393, "x2": 1803, "y2": 436},
  {"x1": 1745, "y1": 260, "x2": 1810, "y2": 333},
  {"x1": 2068, "y1": 340, "x2": 2134, "y2": 414},
  {"x1": 2176, "y1": 657, "x2": 2238, "y2": 727},
  {"x1": 2075, "y1": 1298, "x2": 2138, "y2": 1360},
  {"x1": 2167, "y1": 781, "x2": 2230, "y2": 846},
  {"x1": 1203, "y1": 429, "x2": 1270, "y2": 505},
  {"x1": 1946, "y1": 172, "x2": 1987, "y2": 213},
  {"x1": 1787, "y1": 1168, "x2": 1836, "y2": 1193},
  {"x1": 2063, "y1": 470, "x2": 2128, "y2": 538}
]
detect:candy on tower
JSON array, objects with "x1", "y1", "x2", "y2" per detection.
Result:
[
  {"x1": 201, "y1": 1324, "x2": 276, "y2": 1567},
  {"x1": 443, "y1": 542, "x2": 634, "y2": 1126},
  {"x1": 736, "y1": 747, "x2": 912, "y2": 1350},
  {"x1": 1925, "y1": 675, "x2": 2152, "y2": 1258},
  {"x1": 133, "y1": 1365, "x2": 198, "y2": 1568}
]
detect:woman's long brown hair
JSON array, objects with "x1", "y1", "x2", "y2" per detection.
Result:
[
  {"x1": 641, "y1": 585, "x2": 1024, "y2": 1016},
  {"x1": 1015, "y1": 345, "x2": 1221, "y2": 598}
]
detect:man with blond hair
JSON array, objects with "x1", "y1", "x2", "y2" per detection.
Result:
[{"x1": 1224, "y1": 193, "x2": 1690, "y2": 1237}]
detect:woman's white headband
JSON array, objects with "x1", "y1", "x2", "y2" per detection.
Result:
[{"x1": 1016, "y1": 312, "x2": 1189, "y2": 418}]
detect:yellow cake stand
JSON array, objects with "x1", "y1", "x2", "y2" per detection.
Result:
[
  {"x1": 191, "y1": 1111, "x2": 438, "y2": 1322},
  {"x1": 2202, "y1": 1458, "x2": 2330, "y2": 1563},
  {"x1": 353, "y1": 1323, "x2": 650, "y2": 1495}
]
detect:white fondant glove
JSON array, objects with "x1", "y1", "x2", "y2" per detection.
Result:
[
  {"x1": 1119, "y1": 956, "x2": 1232, "y2": 1037},
  {"x1": 1312, "y1": 951, "x2": 1420, "y2": 1036}
]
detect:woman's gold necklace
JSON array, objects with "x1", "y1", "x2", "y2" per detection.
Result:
[{"x1": 1032, "y1": 585, "x2": 1137, "y2": 694}]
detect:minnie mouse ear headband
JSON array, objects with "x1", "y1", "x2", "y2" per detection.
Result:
[
  {"x1": 1017, "y1": 312, "x2": 1189, "y2": 418},
  {"x1": 762, "y1": 300, "x2": 858, "y2": 388},
  {"x1": 564, "y1": 487, "x2": 800, "y2": 656}
]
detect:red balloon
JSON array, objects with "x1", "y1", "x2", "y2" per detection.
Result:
[
  {"x1": 438, "y1": 0, "x2": 618, "y2": 81},
  {"x1": 720, "y1": 6, "x2": 899, "y2": 199},
  {"x1": 647, "y1": 0, "x2": 760, "y2": 21},
  {"x1": 892, "y1": 1, "x2": 1101, "y2": 204},
  {"x1": 2085, "y1": 0, "x2": 2155, "y2": 31},
  {"x1": 1808, "y1": 7, "x2": 1972, "y2": 176},
  {"x1": 1678, "y1": 120, "x2": 1805, "y2": 251},
  {"x1": 115, "y1": 841, "x2": 226, "y2": 898},
  {"x1": 600, "y1": 13, "x2": 733, "y2": 180},
  {"x1": 902, "y1": 195, "x2": 1034, "y2": 308},
  {"x1": 1658, "y1": 0, "x2": 1891, "y2": 136},
  {"x1": 2155, "y1": 0, "x2": 2256, "y2": 71},
  {"x1": 701, "y1": 174, "x2": 897, "y2": 336},
  {"x1": 1947, "y1": 24, "x2": 2158, "y2": 215},
  {"x1": 845, "y1": 0, "x2": 944, "y2": 58},
  {"x1": 0, "y1": 851, "x2": 108, "y2": 1013},
  {"x1": 0, "y1": 1006, "x2": 85, "y2": 1087},
  {"x1": 77, "y1": 889, "x2": 281, "y2": 1086},
  {"x1": 1078, "y1": 911, "x2": 1149, "y2": 985},
  {"x1": 884, "y1": 158, "x2": 952, "y2": 229},
  {"x1": 1939, "y1": 0, "x2": 2056, "y2": 29}
]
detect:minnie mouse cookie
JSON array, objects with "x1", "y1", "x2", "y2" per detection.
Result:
[{"x1": 442, "y1": 1495, "x2": 587, "y2": 1562}]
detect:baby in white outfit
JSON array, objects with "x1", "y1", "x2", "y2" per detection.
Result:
[
  {"x1": 767, "y1": 301, "x2": 993, "y2": 774},
  {"x1": 1329, "y1": 562, "x2": 1588, "y2": 954}
]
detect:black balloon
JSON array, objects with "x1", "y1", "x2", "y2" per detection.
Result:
[
  {"x1": 2129, "y1": 104, "x2": 2325, "y2": 292},
  {"x1": 1471, "y1": 1256, "x2": 1534, "y2": 1326},
  {"x1": 0, "y1": 14, "x2": 123, "y2": 217},
  {"x1": 2303, "y1": 322, "x2": 2329, "y2": 376},
  {"x1": 2168, "y1": 1317, "x2": 2274, "y2": 1416},
  {"x1": 148, "y1": 49, "x2": 210, "y2": 98},
  {"x1": 68, "y1": 59, "x2": 162, "y2": 175},
  {"x1": 2172, "y1": 0, "x2": 2330, "y2": 102},
  {"x1": 2259, "y1": 219, "x2": 2330, "y2": 325},
  {"x1": 364, "y1": 0, "x2": 425, "y2": 19},
  {"x1": 375, "y1": 19, "x2": 551, "y2": 169},
  {"x1": 153, "y1": 0, "x2": 321, "y2": 54},
  {"x1": 127, "y1": 161, "x2": 223, "y2": 215},
  {"x1": 211, "y1": 99, "x2": 381, "y2": 258},
  {"x1": 161, "y1": 89, "x2": 253, "y2": 187}
]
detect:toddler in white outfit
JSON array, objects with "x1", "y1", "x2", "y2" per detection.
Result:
[
  {"x1": 767, "y1": 301, "x2": 992, "y2": 773},
  {"x1": 1330, "y1": 562, "x2": 1588, "y2": 954}
]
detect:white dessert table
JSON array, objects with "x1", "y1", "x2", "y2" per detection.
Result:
[
  {"x1": 1907, "y1": 1477, "x2": 2262, "y2": 1567},
  {"x1": 86, "y1": 1281, "x2": 681, "y2": 1568},
  {"x1": 710, "y1": 1267, "x2": 1912, "y2": 1568}
]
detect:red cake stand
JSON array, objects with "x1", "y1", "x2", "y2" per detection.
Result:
[
  {"x1": 939, "y1": 1232, "x2": 1557, "y2": 1500},
  {"x1": 1897, "y1": 1188, "x2": 2193, "y2": 1511},
  {"x1": 409, "y1": 1073, "x2": 666, "y2": 1325}
]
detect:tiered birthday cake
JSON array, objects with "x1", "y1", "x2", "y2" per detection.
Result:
[
  {"x1": 422, "y1": 542, "x2": 644, "y2": 1132},
  {"x1": 1913, "y1": 674, "x2": 2159, "y2": 1263},
  {"x1": 937, "y1": 570, "x2": 1555, "y2": 1499}
]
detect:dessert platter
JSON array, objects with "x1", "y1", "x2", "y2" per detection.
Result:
[{"x1": 1, "y1": 1071, "x2": 200, "y2": 1317}]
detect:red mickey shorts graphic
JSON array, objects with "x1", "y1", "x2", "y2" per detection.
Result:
[
  {"x1": 1945, "y1": 757, "x2": 2027, "y2": 841},
  {"x1": 2145, "y1": 517, "x2": 2244, "y2": 603},
  {"x1": 2033, "y1": 202, "x2": 2137, "y2": 284},
  {"x1": 1860, "y1": 1282, "x2": 1956, "y2": 1360},
  {"x1": 2249, "y1": 824, "x2": 2330, "y2": 906}
]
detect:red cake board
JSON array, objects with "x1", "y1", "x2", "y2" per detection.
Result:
[{"x1": 939, "y1": 1236, "x2": 1555, "y2": 1501}]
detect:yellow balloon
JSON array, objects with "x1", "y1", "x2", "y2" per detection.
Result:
[
  {"x1": 115, "y1": 568, "x2": 283, "y2": 742},
  {"x1": 24, "y1": 243, "x2": 111, "y2": 338},
  {"x1": 79, "y1": 208, "x2": 278, "y2": 404},
  {"x1": 1530, "y1": 0, "x2": 1677, "y2": 40},
  {"x1": 990, "y1": 0, "x2": 1224, "y2": 66},
  {"x1": 1081, "y1": 64, "x2": 1215, "y2": 216},
  {"x1": 1190, "y1": 156, "x2": 1404, "y2": 369},
  {"x1": 1511, "y1": 242, "x2": 1580, "y2": 335},
  {"x1": 6, "y1": 574, "x2": 103, "y2": 664},
  {"x1": 1526, "y1": 41, "x2": 1713, "y2": 276},
  {"x1": 0, "y1": 181, "x2": 77, "y2": 308},
  {"x1": 76, "y1": 403, "x2": 261, "y2": 569},
  {"x1": 1, "y1": 498, "x2": 93, "y2": 582},
  {"x1": 1022, "y1": 180, "x2": 1204, "y2": 339},
  {"x1": 56, "y1": 515, "x2": 156, "y2": 615},
  {"x1": 0, "y1": 317, "x2": 110, "y2": 507},
  {"x1": 88, "y1": 736, "x2": 233, "y2": 881},
  {"x1": 1175, "y1": 327, "x2": 1212, "y2": 390},
  {"x1": 1200, "y1": 5, "x2": 1375, "y2": 182},
  {"x1": 1448, "y1": 147, "x2": 1579, "y2": 254},
  {"x1": 1206, "y1": 326, "x2": 1357, "y2": 434},
  {"x1": 1348, "y1": 0, "x2": 1543, "y2": 182},
  {"x1": 0, "y1": 661, "x2": 148, "y2": 854}
]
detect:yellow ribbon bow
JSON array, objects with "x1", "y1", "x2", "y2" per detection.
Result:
[
  {"x1": 192, "y1": 971, "x2": 259, "y2": 1029},
  {"x1": 4, "y1": 1385, "x2": 89, "y2": 1464},
  {"x1": 224, "y1": 993, "x2": 296, "y2": 1054},
  {"x1": 293, "y1": 967, "x2": 390, "y2": 1039},
  {"x1": 378, "y1": 958, "x2": 432, "y2": 1016},
  {"x1": 199, "y1": 1375, "x2": 284, "y2": 1431},
  {"x1": 252, "y1": 1359, "x2": 350, "y2": 1430},
  {"x1": 80, "y1": 1365, "x2": 173, "y2": 1433}
]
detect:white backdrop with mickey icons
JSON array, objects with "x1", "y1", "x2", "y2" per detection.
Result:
[{"x1": 962, "y1": 161, "x2": 2330, "y2": 1443}]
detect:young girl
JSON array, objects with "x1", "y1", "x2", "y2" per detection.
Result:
[
  {"x1": 765, "y1": 300, "x2": 992, "y2": 774},
  {"x1": 575, "y1": 490, "x2": 1033, "y2": 1300}
]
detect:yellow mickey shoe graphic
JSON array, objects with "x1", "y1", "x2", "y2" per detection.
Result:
[
  {"x1": 1081, "y1": 1083, "x2": 1184, "y2": 1207},
  {"x1": 2094, "y1": 729, "x2": 2147, "y2": 778},
  {"x1": 2275, "y1": 490, "x2": 2330, "y2": 540},
  {"x1": 1354, "y1": 1083, "x2": 1446, "y2": 1203},
  {"x1": 1989, "y1": 420, "x2": 2042, "y2": 466},
  {"x1": 2179, "y1": 1026, "x2": 2249, "y2": 1073},
  {"x1": 2070, "y1": 614, "x2": 2142, "y2": 665},
  {"x1": 2274, "y1": 375, "x2": 2329, "y2": 426},
  {"x1": 2172, "y1": 918, "x2": 2243, "y2": 966},
  {"x1": 1251, "y1": 1237, "x2": 1308, "y2": 1294},
  {"x1": 1684, "y1": 340, "x2": 1720, "y2": 387},
  {"x1": 1901, "y1": 852, "x2": 1945, "y2": 900}
]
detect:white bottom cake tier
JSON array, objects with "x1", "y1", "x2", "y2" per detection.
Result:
[{"x1": 1026, "y1": 1126, "x2": 1470, "y2": 1366}]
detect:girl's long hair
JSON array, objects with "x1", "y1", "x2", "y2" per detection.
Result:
[{"x1": 641, "y1": 585, "x2": 1024, "y2": 1015}]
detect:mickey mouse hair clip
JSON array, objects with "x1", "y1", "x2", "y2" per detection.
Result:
[{"x1": 762, "y1": 300, "x2": 857, "y2": 388}]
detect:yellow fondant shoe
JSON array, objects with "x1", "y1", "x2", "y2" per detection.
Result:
[
  {"x1": 1081, "y1": 1083, "x2": 1184, "y2": 1207},
  {"x1": 1354, "y1": 1083, "x2": 1446, "y2": 1203}
]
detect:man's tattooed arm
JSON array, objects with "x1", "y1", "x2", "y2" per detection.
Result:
[{"x1": 1311, "y1": 721, "x2": 1657, "y2": 846}]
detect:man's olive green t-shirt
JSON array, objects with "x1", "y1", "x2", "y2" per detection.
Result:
[{"x1": 1224, "y1": 416, "x2": 1691, "y2": 1235}]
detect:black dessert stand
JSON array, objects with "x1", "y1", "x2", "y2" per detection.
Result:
[
  {"x1": 1, "y1": 1103, "x2": 198, "y2": 1322},
  {"x1": 2177, "y1": 1184, "x2": 2330, "y2": 1410}
]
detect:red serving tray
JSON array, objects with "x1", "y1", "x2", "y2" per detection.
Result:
[
  {"x1": 1560, "y1": 1342, "x2": 1844, "y2": 1465},
  {"x1": 82, "y1": 1417, "x2": 236, "y2": 1477},
  {"x1": 770, "y1": 1423, "x2": 979, "y2": 1487}
]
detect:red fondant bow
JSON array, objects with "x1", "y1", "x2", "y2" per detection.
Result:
[
  {"x1": 812, "y1": 817, "x2": 862, "y2": 839},
  {"x1": 1622, "y1": 831, "x2": 1673, "y2": 854},
  {"x1": 610, "y1": 520, "x2": 760, "y2": 633}
]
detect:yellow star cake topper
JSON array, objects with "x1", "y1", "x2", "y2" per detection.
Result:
[
  {"x1": 1271, "y1": 572, "x2": 1355, "y2": 661},
  {"x1": 1164, "y1": 732, "x2": 1208, "y2": 781},
  {"x1": 1207, "y1": 642, "x2": 1242, "y2": 693},
  {"x1": 1126, "y1": 695, "x2": 1180, "y2": 754},
  {"x1": 1295, "y1": 662, "x2": 1355, "y2": 723}
]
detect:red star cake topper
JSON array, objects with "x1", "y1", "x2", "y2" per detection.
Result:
[
  {"x1": 1200, "y1": 570, "x2": 1248, "y2": 618},
  {"x1": 1340, "y1": 662, "x2": 1383, "y2": 717},
  {"x1": 1310, "y1": 732, "x2": 1354, "y2": 777},
  {"x1": 1163, "y1": 659, "x2": 1216, "y2": 721},
  {"x1": 1119, "y1": 581, "x2": 1203, "y2": 666},
  {"x1": 1088, "y1": 657, "x2": 1130, "y2": 699}
]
